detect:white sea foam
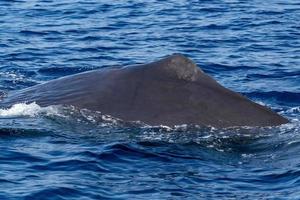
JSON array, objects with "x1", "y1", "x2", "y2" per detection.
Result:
[
  {"x1": 285, "y1": 106, "x2": 300, "y2": 114},
  {"x1": 255, "y1": 101, "x2": 266, "y2": 106},
  {"x1": 0, "y1": 102, "x2": 61, "y2": 118},
  {"x1": 0, "y1": 71, "x2": 25, "y2": 82}
]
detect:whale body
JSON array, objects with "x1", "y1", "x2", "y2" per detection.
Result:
[{"x1": 0, "y1": 54, "x2": 288, "y2": 128}]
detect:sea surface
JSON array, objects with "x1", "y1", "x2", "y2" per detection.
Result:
[{"x1": 0, "y1": 0, "x2": 299, "y2": 199}]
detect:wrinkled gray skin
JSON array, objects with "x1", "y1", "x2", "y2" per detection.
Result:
[{"x1": 0, "y1": 54, "x2": 288, "y2": 128}]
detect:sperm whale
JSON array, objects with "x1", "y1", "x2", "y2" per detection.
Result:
[{"x1": 0, "y1": 54, "x2": 288, "y2": 128}]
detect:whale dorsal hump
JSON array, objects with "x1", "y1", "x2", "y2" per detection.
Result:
[{"x1": 135, "y1": 53, "x2": 204, "y2": 82}]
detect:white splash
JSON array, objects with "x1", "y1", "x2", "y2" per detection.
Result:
[
  {"x1": 0, "y1": 71, "x2": 25, "y2": 82},
  {"x1": 0, "y1": 102, "x2": 61, "y2": 118},
  {"x1": 285, "y1": 106, "x2": 300, "y2": 114},
  {"x1": 255, "y1": 101, "x2": 266, "y2": 106}
]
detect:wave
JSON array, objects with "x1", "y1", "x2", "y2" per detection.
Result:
[
  {"x1": 243, "y1": 91, "x2": 300, "y2": 105},
  {"x1": 0, "y1": 102, "x2": 61, "y2": 118},
  {"x1": 246, "y1": 71, "x2": 300, "y2": 79},
  {"x1": 37, "y1": 66, "x2": 95, "y2": 77}
]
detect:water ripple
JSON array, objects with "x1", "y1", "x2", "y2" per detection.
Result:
[{"x1": 0, "y1": 0, "x2": 299, "y2": 199}]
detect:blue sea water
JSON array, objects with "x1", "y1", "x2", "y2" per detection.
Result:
[{"x1": 0, "y1": 0, "x2": 299, "y2": 199}]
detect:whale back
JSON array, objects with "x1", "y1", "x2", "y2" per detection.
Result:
[{"x1": 0, "y1": 54, "x2": 288, "y2": 128}]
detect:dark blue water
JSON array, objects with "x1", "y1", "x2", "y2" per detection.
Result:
[{"x1": 0, "y1": 0, "x2": 299, "y2": 199}]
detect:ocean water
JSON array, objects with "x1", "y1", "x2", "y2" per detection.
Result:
[{"x1": 0, "y1": 0, "x2": 299, "y2": 199}]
